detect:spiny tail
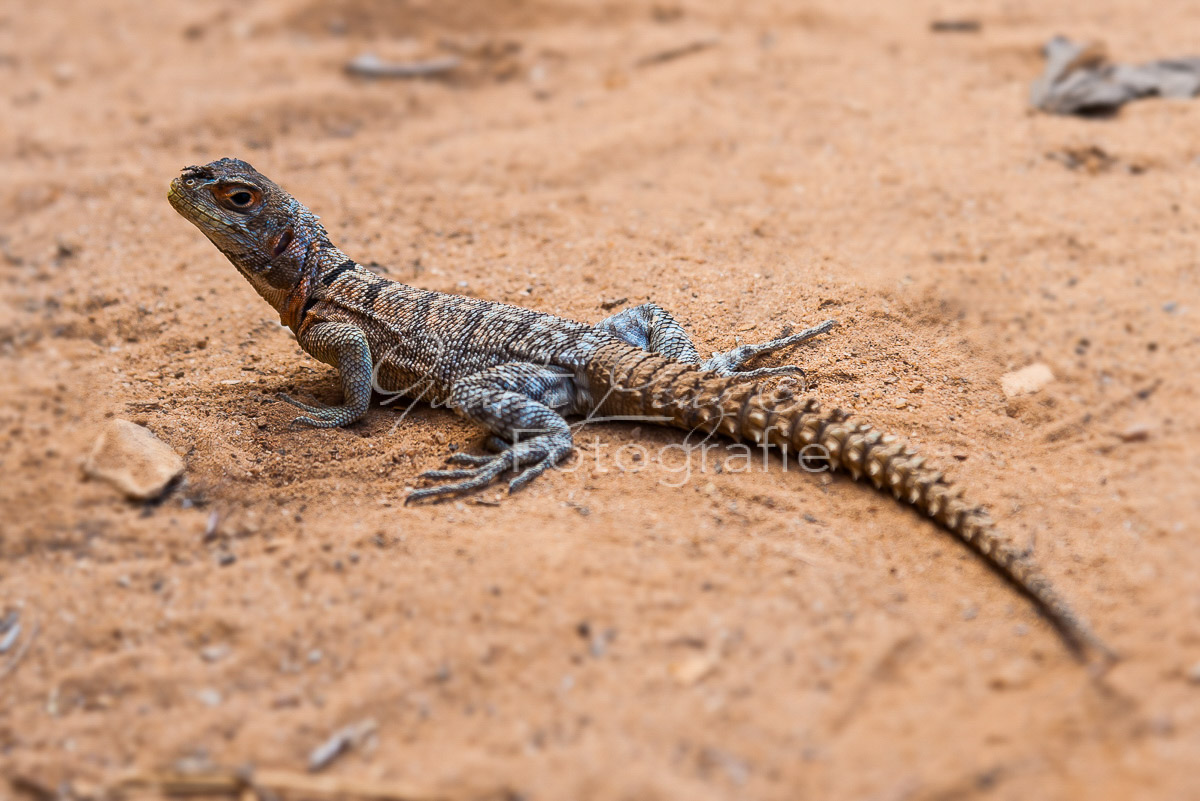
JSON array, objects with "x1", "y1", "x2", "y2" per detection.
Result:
[{"x1": 587, "y1": 342, "x2": 1116, "y2": 665}]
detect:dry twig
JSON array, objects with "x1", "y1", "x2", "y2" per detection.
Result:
[
  {"x1": 635, "y1": 37, "x2": 719, "y2": 68},
  {"x1": 346, "y1": 54, "x2": 461, "y2": 79},
  {"x1": 0, "y1": 618, "x2": 37, "y2": 680},
  {"x1": 112, "y1": 767, "x2": 449, "y2": 800}
]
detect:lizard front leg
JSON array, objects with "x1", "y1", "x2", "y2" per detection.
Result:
[
  {"x1": 280, "y1": 321, "x2": 373, "y2": 428},
  {"x1": 596, "y1": 302, "x2": 835, "y2": 376},
  {"x1": 407, "y1": 363, "x2": 577, "y2": 502}
]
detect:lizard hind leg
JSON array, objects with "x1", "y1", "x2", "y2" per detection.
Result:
[
  {"x1": 594, "y1": 303, "x2": 704, "y2": 363},
  {"x1": 406, "y1": 363, "x2": 577, "y2": 503},
  {"x1": 596, "y1": 303, "x2": 835, "y2": 378},
  {"x1": 701, "y1": 319, "x2": 837, "y2": 377}
]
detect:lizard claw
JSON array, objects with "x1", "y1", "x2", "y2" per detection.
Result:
[{"x1": 406, "y1": 435, "x2": 573, "y2": 503}]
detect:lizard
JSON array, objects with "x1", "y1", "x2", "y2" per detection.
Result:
[{"x1": 168, "y1": 157, "x2": 1115, "y2": 666}]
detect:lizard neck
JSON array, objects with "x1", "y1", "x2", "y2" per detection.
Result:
[
  {"x1": 219, "y1": 198, "x2": 338, "y2": 322},
  {"x1": 276, "y1": 242, "x2": 356, "y2": 334}
]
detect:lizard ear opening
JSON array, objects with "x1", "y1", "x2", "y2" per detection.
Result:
[{"x1": 272, "y1": 226, "x2": 294, "y2": 259}]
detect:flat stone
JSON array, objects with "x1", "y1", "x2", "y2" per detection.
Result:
[
  {"x1": 1118, "y1": 423, "x2": 1152, "y2": 443},
  {"x1": 670, "y1": 652, "x2": 719, "y2": 686},
  {"x1": 200, "y1": 644, "x2": 231, "y2": 663},
  {"x1": 83, "y1": 419, "x2": 184, "y2": 500},
  {"x1": 1000, "y1": 363, "x2": 1055, "y2": 398}
]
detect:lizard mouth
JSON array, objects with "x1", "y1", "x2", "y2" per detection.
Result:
[
  {"x1": 168, "y1": 165, "x2": 212, "y2": 207},
  {"x1": 167, "y1": 178, "x2": 184, "y2": 207},
  {"x1": 167, "y1": 178, "x2": 193, "y2": 215}
]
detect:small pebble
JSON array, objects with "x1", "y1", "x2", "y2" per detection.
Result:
[
  {"x1": 988, "y1": 659, "x2": 1031, "y2": 690},
  {"x1": 1147, "y1": 715, "x2": 1174, "y2": 736},
  {"x1": 589, "y1": 628, "x2": 616, "y2": 658},
  {"x1": 1186, "y1": 661, "x2": 1200, "y2": 684},
  {"x1": 0, "y1": 614, "x2": 21, "y2": 654},
  {"x1": 1001, "y1": 363, "x2": 1054, "y2": 398},
  {"x1": 671, "y1": 652, "x2": 719, "y2": 685},
  {"x1": 203, "y1": 511, "x2": 220, "y2": 541},
  {"x1": 200, "y1": 644, "x2": 231, "y2": 663},
  {"x1": 196, "y1": 688, "x2": 223, "y2": 707},
  {"x1": 1118, "y1": 423, "x2": 1152, "y2": 443}
]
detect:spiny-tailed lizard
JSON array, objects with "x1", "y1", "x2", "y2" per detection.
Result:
[{"x1": 169, "y1": 158, "x2": 1114, "y2": 665}]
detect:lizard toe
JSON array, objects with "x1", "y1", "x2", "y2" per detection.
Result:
[
  {"x1": 292, "y1": 414, "x2": 344, "y2": 428},
  {"x1": 445, "y1": 452, "x2": 496, "y2": 466},
  {"x1": 279, "y1": 392, "x2": 327, "y2": 414},
  {"x1": 409, "y1": 452, "x2": 516, "y2": 501},
  {"x1": 508, "y1": 460, "x2": 553, "y2": 492},
  {"x1": 723, "y1": 364, "x2": 807, "y2": 379},
  {"x1": 508, "y1": 441, "x2": 573, "y2": 492},
  {"x1": 419, "y1": 463, "x2": 497, "y2": 480},
  {"x1": 701, "y1": 319, "x2": 836, "y2": 375}
]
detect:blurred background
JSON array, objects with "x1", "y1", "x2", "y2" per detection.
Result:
[{"x1": 2, "y1": 1, "x2": 1198, "y2": 799}]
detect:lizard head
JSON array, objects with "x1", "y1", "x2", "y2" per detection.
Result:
[{"x1": 169, "y1": 158, "x2": 328, "y2": 308}]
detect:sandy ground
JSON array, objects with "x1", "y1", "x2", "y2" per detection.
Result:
[{"x1": 2, "y1": 0, "x2": 1199, "y2": 798}]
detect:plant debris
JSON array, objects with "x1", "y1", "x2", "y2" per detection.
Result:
[
  {"x1": 308, "y1": 718, "x2": 378, "y2": 772},
  {"x1": 635, "y1": 36, "x2": 719, "y2": 68},
  {"x1": 1032, "y1": 36, "x2": 1200, "y2": 115},
  {"x1": 929, "y1": 19, "x2": 981, "y2": 33},
  {"x1": 346, "y1": 53, "x2": 461, "y2": 79},
  {"x1": 111, "y1": 766, "x2": 448, "y2": 800}
]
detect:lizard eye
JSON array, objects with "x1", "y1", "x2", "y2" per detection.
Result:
[{"x1": 214, "y1": 184, "x2": 262, "y2": 213}]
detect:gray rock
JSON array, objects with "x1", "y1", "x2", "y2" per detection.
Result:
[{"x1": 83, "y1": 419, "x2": 184, "y2": 500}]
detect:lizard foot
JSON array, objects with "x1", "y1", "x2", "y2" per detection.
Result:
[
  {"x1": 701, "y1": 319, "x2": 836, "y2": 377},
  {"x1": 439, "y1": 435, "x2": 517, "y2": 465},
  {"x1": 279, "y1": 393, "x2": 361, "y2": 428},
  {"x1": 406, "y1": 434, "x2": 573, "y2": 503}
]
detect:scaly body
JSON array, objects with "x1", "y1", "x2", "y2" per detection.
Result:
[{"x1": 169, "y1": 158, "x2": 1114, "y2": 664}]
